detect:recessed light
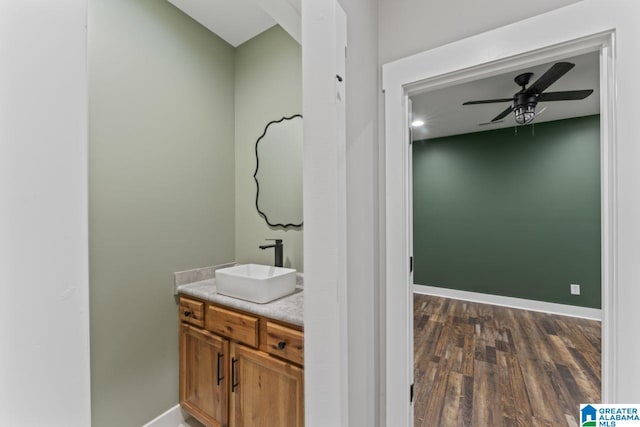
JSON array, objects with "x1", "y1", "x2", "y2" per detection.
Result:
[{"x1": 411, "y1": 120, "x2": 425, "y2": 127}]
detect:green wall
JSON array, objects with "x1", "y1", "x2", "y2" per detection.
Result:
[
  {"x1": 89, "y1": 4, "x2": 303, "y2": 424},
  {"x1": 234, "y1": 26, "x2": 303, "y2": 271},
  {"x1": 412, "y1": 115, "x2": 601, "y2": 308},
  {"x1": 89, "y1": 1, "x2": 236, "y2": 425}
]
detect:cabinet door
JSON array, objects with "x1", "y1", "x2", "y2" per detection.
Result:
[
  {"x1": 230, "y1": 343, "x2": 304, "y2": 427},
  {"x1": 180, "y1": 323, "x2": 228, "y2": 427}
]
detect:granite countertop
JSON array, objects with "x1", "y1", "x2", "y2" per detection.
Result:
[{"x1": 175, "y1": 264, "x2": 304, "y2": 327}]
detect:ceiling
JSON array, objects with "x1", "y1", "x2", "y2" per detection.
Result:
[
  {"x1": 168, "y1": 0, "x2": 301, "y2": 47},
  {"x1": 410, "y1": 52, "x2": 600, "y2": 140}
]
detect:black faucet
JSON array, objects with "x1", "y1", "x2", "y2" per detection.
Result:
[{"x1": 259, "y1": 239, "x2": 283, "y2": 267}]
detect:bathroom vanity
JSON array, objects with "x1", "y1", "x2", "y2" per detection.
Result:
[{"x1": 176, "y1": 271, "x2": 304, "y2": 427}]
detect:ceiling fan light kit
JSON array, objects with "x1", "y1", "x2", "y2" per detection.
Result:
[
  {"x1": 463, "y1": 62, "x2": 594, "y2": 126},
  {"x1": 514, "y1": 94, "x2": 538, "y2": 125}
]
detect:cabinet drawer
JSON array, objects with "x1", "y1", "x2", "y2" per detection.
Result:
[
  {"x1": 179, "y1": 297, "x2": 204, "y2": 327},
  {"x1": 206, "y1": 305, "x2": 259, "y2": 347},
  {"x1": 265, "y1": 321, "x2": 304, "y2": 365}
]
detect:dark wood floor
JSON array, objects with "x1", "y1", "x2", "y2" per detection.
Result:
[{"x1": 414, "y1": 294, "x2": 601, "y2": 427}]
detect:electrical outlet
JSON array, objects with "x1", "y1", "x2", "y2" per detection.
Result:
[{"x1": 570, "y1": 284, "x2": 581, "y2": 295}]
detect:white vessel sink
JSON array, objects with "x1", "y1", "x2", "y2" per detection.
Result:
[{"x1": 215, "y1": 264, "x2": 297, "y2": 304}]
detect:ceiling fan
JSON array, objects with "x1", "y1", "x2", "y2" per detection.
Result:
[{"x1": 463, "y1": 62, "x2": 594, "y2": 126}]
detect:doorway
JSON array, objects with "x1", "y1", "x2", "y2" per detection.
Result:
[
  {"x1": 383, "y1": 23, "x2": 618, "y2": 426},
  {"x1": 409, "y1": 52, "x2": 603, "y2": 425}
]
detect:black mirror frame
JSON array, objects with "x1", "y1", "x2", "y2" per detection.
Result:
[{"x1": 253, "y1": 114, "x2": 303, "y2": 228}]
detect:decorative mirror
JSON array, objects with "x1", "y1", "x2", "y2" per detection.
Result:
[{"x1": 254, "y1": 114, "x2": 303, "y2": 228}]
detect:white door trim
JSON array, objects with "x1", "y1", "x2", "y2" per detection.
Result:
[{"x1": 382, "y1": 1, "x2": 640, "y2": 424}]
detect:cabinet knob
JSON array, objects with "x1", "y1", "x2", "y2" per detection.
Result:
[
  {"x1": 183, "y1": 311, "x2": 192, "y2": 317},
  {"x1": 277, "y1": 341, "x2": 286, "y2": 350}
]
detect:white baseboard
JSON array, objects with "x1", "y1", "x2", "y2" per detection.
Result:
[
  {"x1": 142, "y1": 404, "x2": 195, "y2": 427},
  {"x1": 413, "y1": 284, "x2": 602, "y2": 321}
]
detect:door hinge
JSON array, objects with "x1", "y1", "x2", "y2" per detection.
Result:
[
  {"x1": 410, "y1": 256, "x2": 413, "y2": 273},
  {"x1": 410, "y1": 383, "x2": 414, "y2": 403}
]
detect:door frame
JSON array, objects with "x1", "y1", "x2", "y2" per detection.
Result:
[{"x1": 382, "y1": 1, "x2": 640, "y2": 424}]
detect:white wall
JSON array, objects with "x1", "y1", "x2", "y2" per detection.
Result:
[
  {"x1": 302, "y1": 1, "x2": 348, "y2": 425},
  {"x1": 339, "y1": 0, "x2": 380, "y2": 426},
  {"x1": 378, "y1": 0, "x2": 583, "y2": 64},
  {"x1": 0, "y1": 1, "x2": 91, "y2": 426},
  {"x1": 303, "y1": 0, "x2": 380, "y2": 425}
]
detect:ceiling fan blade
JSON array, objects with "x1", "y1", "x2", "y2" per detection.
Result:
[
  {"x1": 525, "y1": 62, "x2": 575, "y2": 94},
  {"x1": 463, "y1": 98, "x2": 513, "y2": 105},
  {"x1": 537, "y1": 89, "x2": 594, "y2": 102},
  {"x1": 478, "y1": 120, "x2": 504, "y2": 126},
  {"x1": 492, "y1": 105, "x2": 514, "y2": 122}
]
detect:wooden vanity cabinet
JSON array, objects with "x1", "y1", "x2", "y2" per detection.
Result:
[
  {"x1": 180, "y1": 324, "x2": 228, "y2": 427},
  {"x1": 179, "y1": 296, "x2": 304, "y2": 427},
  {"x1": 229, "y1": 343, "x2": 304, "y2": 427}
]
